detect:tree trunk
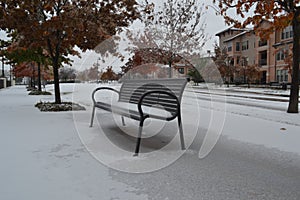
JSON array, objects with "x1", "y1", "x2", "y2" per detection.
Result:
[
  {"x1": 287, "y1": 14, "x2": 300, "y2": 113},
  {"x1": 32, "y1": 64, "x2": 36, "y2": 88},
  {"x1": 37, "y1": 62, "x2": 42, "y2": 91},
  {"x1": 47, "y1": 37, "x2": 62, "y2": 104},
  {"x1": 1, "y1": 57, "x2": 4, "y2": 77},
  {"x1": 30, "y1": 77, "x2": 33, "y2": 88},
  {"x1": 168, "y1": 60, "x2": 172, "y2": 78},
  {"x1": 52, "y1": 59, "x2": 61, "y2": 104}
]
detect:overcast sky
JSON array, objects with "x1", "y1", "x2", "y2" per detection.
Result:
[{"x1": 0, "y1": 1, "x2": 230, "y2": 72}]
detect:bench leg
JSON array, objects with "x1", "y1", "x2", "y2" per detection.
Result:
[
  {"x1": 90, "y1": 106, "x2": 96, "y2": 127},
  {"x1": 121, "y1": 116, "x2": 125, "y2": 126},
  {"x1": 178, "y1": 114, "x2": 185, "y2": 150},
  {"x1": 134, "y1": 119, "x2": 144, "y2": 156}
]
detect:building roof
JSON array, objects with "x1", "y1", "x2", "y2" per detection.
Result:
[
  {"x1": 174, "y1": 63, "x2": 193, "y2": 67},
  {"x1": 223, "y1": 29, "x2": 253, "y2": 43},
  {"x1": 215, "y1": 27, "x2": 249, "y2": 36}
]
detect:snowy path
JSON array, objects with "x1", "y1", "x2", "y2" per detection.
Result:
[
  {"x1": 0, "y1": 86, "x2": 147, "y2": 200},
  {"x1": 0, "y1": 85, "x2": 300, "y2": 200}
]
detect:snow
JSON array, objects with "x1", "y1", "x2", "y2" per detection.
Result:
[
  {"x1": 52, "y1": 82, "x2": 300, "y2": 161},
  {"x1": 189, "y1": 84, "x2": 300, "y2": 155},
  {"x1": 0, "y1": 83, "x2": 300, "y2": 199},
  {"x1": 0, "y1": 85, "x2": 148, "y2": 200}
]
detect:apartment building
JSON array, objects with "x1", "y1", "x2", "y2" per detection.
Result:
[
  {"x1": 216, "y1": 20, "x2": 295, "y2": 84},
  {"x1": 273, "y1": 24, "x2": 293, "y2": 83}
]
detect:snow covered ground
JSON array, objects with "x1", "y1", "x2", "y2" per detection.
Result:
[{"x1": 1, "y1": 83, "x2": 300, "y2": 200}]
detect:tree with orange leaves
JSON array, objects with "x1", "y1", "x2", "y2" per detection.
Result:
[
  {"x1": 13, "y1": 61, "x2": 53, "y2": 88},
  {"x1": 212, "y1": 43, "x2": 233, "y2": 87},
  {"x1": 0, "y1": 0, "x2": 142, "y2": 104},
  {"x1": 6, "y1": 44, "x2": 53, "y2": 91},
  {"x1": 213, "y1": 0, "x2": 300, "y2": 113},
  {"x1": 101, "y1": 66, "x2": 118, "y2": 81}
]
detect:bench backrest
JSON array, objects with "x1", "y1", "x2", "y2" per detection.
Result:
[{"x1": 119, "y1": 78, "x2": 187, "y2": 113}]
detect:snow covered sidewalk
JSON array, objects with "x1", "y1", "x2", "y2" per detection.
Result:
[
  {"x1": 1, "y1": 85, "x2": 300, "y2": 200},
  {"x1": 0, "y1": 86, "x2": 147, "y2": 200}
]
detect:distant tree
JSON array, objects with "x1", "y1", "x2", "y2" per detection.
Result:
[
  {"x1": 235, "y1": 64, "x2": 260, "y2": 88},
  {"x1": 13, "y1": 62, "x2": 37, "y2": 87},
  {"x1": 5, "y1": 44, "x2": 51, "y2": 91},
  {"x1": 59, "y1": 67, "x2": 77, "y2": 81},
  {"x1": 13, "y1": 61, "x2": 52, "y2": 88},
  {"x1": 212, "y1": 43, "x2": 233, "y2": 87},
  {"x1": 101, "y1": 66, "x2": 118, "y2": 81},
  {"x1": 121, "y1": 58, "x2": 134, "y2": 75},
  {"x1": 0, "y1": 39, "x2": 10, "y2": 77},
  {"x1": 127, "y1": 0, "x2": 208, "y2": 77},
  {"x1": 88, "y1": 65, "x2": 100, "y2": 81},
  {"x1": 245, "y1": 64, "x2": 260, "y2": 87},
  {"x1": 188, "y1": 67, "x2": 203, "y2": 85},
  {"x1": 0, "y1": 0, "x2": 141, "y2": 103},
  {"x1": 76, "y1": 70, "x2": 89, "y2": 82},
  {"x1": 213, "y1": 0, "x2": 300, "y2": 113},
  {"x1": 120, "y1": 48, "x2": 182, "y2": 75}
]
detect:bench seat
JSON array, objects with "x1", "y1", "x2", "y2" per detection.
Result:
[{"x1": 95, "y1": 101, "x2": 174, "y2": 121}]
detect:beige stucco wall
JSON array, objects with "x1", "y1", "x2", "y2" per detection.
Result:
[{"x1": 217, "y1": 21, "x2": 297, "y2": 84}]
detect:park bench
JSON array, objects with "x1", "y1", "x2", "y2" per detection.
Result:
[{"x1": 90, "y1": 78, "x2": 188, "y2": 156}]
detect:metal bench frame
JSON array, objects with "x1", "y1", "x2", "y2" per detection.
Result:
[{"x1": 90, "y1": 78, "x2": 187, "y2": 156}]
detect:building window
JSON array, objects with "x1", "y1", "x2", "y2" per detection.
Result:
[
  {"x1": 277, "y1": 70, "x2": 288, "y2": 82},
  {"x1": 259, "y1": 51, "x2": 267, "y2": 65},
  {"x1": 281, "y1": 26, "x2": 293, "y2": 40},
  {"x1": 236, "y1": 42, "x2": 240, "y2": 51},
  {"x1": 258, "y1": 39, "x2": 267, "y2": 47},
  {"x1": 242, "y1": 41, "x2": 249, "y2": 51},
  {"x1": 227, "y1": 42, "x2": 232, "y2": 52},
  {"x1": 178, "y1": 68, "x2": 185, "y2": 74},
  {"x1": 276, "y1": 50, "x2": 285, "y2": 61}
]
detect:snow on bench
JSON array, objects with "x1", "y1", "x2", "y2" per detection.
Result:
[{"x1": 90, "y1": 78, "x2": 188, "y2": 156}]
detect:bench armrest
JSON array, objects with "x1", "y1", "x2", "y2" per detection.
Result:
[
  {"x1": 91, "y1": 87, "x2": 120, "y2": 104},
  {"x1": 137, "y1": 90, "x2": 180, "y2": 121}
]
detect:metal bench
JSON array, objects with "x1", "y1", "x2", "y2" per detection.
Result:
[{"x1": 90, "y1": 78, "x2": 188, "y2": 156}]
